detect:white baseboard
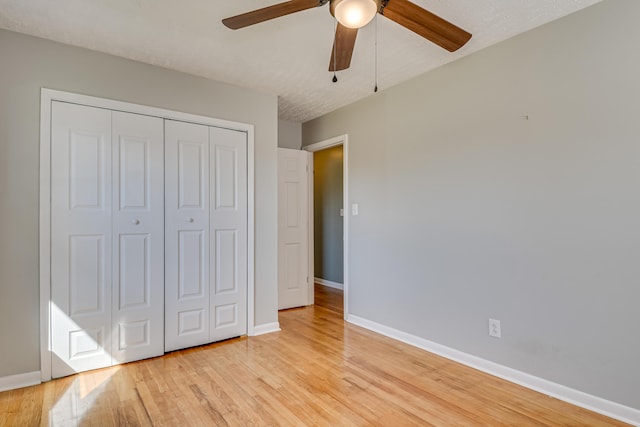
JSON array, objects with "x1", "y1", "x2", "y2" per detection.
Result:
[
  {"x1": 0, "y1": 371, "x2": 41, "y2": 393},
  {"x1": 347, "y1": 314, "x2": 640, "y2": 426},
  {"x1": 314, "y1": 278, "x2": 343, "y2": 290},
  {"x1": 251, "y1": 322, "x2": 281, "y2": 336}
]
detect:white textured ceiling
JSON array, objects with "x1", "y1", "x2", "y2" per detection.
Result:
[{"x1": 0, "y1": 0, "x2": 602, "y2": 122}]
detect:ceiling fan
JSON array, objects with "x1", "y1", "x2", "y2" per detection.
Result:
[{"x1": 222, "y1": 0, "x2": 472, "y2": 72}]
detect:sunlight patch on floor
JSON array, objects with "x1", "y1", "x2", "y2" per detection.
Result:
[{"x1": 49, "y1": 366, "x2": 120, "y2": 425}]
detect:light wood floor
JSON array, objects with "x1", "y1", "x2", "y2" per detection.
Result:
[{"x1": 0, "y1": 284, "x2": 627, "y2": 426}]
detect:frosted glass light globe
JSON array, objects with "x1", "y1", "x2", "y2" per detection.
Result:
[{"x1": 333, "y1": 0, "x2": 377, "y2": 29}]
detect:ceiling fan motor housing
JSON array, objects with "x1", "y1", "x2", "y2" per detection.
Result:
[{"x1": 329, "y1": 0, "x2": 382, "y2": 16}]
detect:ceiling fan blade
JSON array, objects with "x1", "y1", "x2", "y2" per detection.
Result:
[
  {"x1": 222, "y1": 0, "x2": 324, "y2": 30},
  {"x1": 381, "y1": 0, "x2": 471, "y2": 52},
  {"x1": 329, "y1": 24, "x2": 358, "y2": 72}
]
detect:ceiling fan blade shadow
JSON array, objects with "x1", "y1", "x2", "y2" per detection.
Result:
[
  {"x1": 381, "y1": 0, "x2": 471, "y2": 52},
  {"x1": 223, "y1": 0, "x2": 324, "y2": 30},
  {"x1": 329, "y1": 24, "x2": 358, "y2": 72}
]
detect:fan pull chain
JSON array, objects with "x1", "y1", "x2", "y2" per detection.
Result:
[
  {"x1": 332, "y1": 17, "x2": 338, "y2": 83},
  {"x1": 374, "y1": 14, "x2": 378, "y2": 92}
]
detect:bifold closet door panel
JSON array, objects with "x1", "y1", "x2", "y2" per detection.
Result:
[
  {"x1": 111, "y1": 111, "x2": 165, "y2": 364},
  {"x1": 51, "y1": 103, "x2": 165, "y2": 378},
  {"x1": 51, "y1": 102, "x2": 113, "y2": 378},
  {"x1": 210, "y1": 127, "x2": 248, "y2": 341},
  {"x1": 165, "y1": 120, "x2": 211, "y2": 352}
]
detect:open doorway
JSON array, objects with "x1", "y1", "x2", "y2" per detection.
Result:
[
  {"x1": 304, "y1": 135, "x2": 348, "y2": 319},
  {"x1": 313, "y1": 146, "x2": 344, "y2": 283}
]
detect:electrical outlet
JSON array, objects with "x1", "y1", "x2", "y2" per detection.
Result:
[{"x1": 489, "y1": 318, "x2": 501, "y2": 338}]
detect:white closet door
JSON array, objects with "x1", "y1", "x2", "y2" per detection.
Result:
[
  {"x1": 165, "y1": 120, "x2": 211, "y2": 352},
  {"x1": 277, "y1": 148, "x2": 309, "y2": 310},
  {"x1": 210, "y1": 127, "x2": 247, "y2": 341},
  {"x1": 111, "y1": 111, "x2": 164, "y2": 364},
  {"x1": 51, "y1": 102, "x2": 113, "y2": 377}
]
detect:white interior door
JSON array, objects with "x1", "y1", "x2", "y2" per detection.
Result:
[
  {"x1": 277, "y1": 148, "x2": 310, "y2": 310},
  {"x1": 51, "y1": 102, "x2": 113, "y2": 377},
  {"x1": 210, "y1": 127, "x2": 248, "y2": 341},
  {"x1": 165, "y1": 120, "x2": 211, "y2": 352},
  {"x1": 111, "y1": 111, "x2": 164, "y2": 364}
]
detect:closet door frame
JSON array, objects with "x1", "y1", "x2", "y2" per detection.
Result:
[{"x1": 39, "y1": 88, "x2": 256, "y2": 382}]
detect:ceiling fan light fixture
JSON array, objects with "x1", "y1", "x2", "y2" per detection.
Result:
[{"x1": 332, "y1": 0, "x2": 379, "y2": 29}]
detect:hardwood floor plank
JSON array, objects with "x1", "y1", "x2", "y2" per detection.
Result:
[{"x1": 0, "y1": 284, "x2": 629, "y2": 426}]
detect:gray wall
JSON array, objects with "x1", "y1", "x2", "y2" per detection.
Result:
[
  {"x1": 277, "y1": 119, "x2": 302, "y2": 149},
  {"x1": 303, "y1": 0, "x2": 640, "y2": 410},
  {"x1": 313, "y1": 146, "x2": 344, "y2": 284},
  {"x1": 0, "y1": 29, "x2": 278, "y2": 378}
]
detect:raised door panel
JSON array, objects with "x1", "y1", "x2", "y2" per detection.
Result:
[
  {"x1": 69, "y1": 132, "x2": 105, "y2": 210},
  {"x1": 209, "y1": 127, "x2": 247, "y2": 342},
  {"x1": 51, "y1": 101, "x2": 113, "y2": 378},
  {"x1": 165, "y1": 120, "x2": 211, "y2": 352},
  {"x1": 118, "y1": 136, "x2": 148, "y2": 211},
  {"x1": 69, "y1": 235, "x2": 105, "y2": 316},
  {"x1": 179, "y1": 142, "x2": 206, "y2": 209},
  {"x1": 111, "y1": 111, "x2": 164, "y2": 364},
  {"x1": 118, "y1": 234, "x2": 149, "y2": 310},
  {"x1": 178, "y1": 230, "x2": 206, "y2": 299},
  {"x1": 277, "y1": 148, "x2": 309, "y2": 310}
]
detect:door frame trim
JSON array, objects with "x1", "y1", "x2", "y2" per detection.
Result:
[
  {"x1": 303, "y1": 135, "x2": 349, "y2": 320},
  {"x1": 39, "y1": 88, "x2": 256, "y2": 381}
]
